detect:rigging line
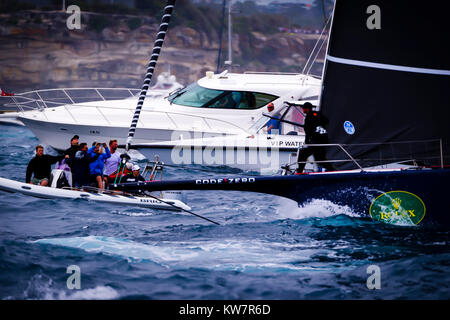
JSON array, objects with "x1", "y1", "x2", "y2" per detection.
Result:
[
  {"x1": 146, "y1": 192, "x2": 220, "y2": 225},
  {"x1": 216, "y1": 0, "x2": 227, "y2": 73},
  {"x1": 117, "y1": 185, "x2": 220, "y2": 225},
  {"x1": 301, "y1": 14, "x2": 331, "y2": 75},
  {"x1": 306, "y1": 28, "x2": 329, "y2": 77}
]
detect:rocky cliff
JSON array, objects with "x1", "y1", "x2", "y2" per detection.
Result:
[{"x1": 0, "y1": 10, "x2": 325, "y2": 92}]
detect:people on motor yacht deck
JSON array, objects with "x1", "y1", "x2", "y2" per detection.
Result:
[
  {"x1": 266, "y1": 103, "x2": 281, "y2": 134},
  {"x1": 88, "y1": 142, "x2": 111, "y2": 190},
  {"x1": 26, "y1": 145, "x2": 68, "y2": 186}
]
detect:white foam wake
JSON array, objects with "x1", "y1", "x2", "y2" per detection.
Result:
[
  {"x1": 275, "y1": 197, "x2": 361, "y2": 220},
  {"x1": 49, "y1": 286, "x2": 119, "y2": 300},
  {"x1": 22, "y1": 272, "x2": 119, "y2": 300}
]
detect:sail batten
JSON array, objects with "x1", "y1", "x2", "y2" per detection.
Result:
[{"x1": 326, "y1": 55, "x2": 450, "y2": 76}]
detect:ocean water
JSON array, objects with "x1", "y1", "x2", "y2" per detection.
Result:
[{"x1": 0, "y1": 124, "x2": 449, "y2": 300}]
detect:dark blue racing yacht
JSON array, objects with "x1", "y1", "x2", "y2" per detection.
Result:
[{"x1": 117, "y1": 0, "x2": 450, "y2": 226}]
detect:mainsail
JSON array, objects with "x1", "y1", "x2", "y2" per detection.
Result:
[{"x1": 319, "y1": 0, "x2": 450, "y2": 169}]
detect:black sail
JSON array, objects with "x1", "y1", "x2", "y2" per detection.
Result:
[{"x1": 320, "y1": 0, "x2": 450, "y2": 169}]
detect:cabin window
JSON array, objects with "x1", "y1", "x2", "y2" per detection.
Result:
[
  {"x1": 168, "y1": 83, "x2": 278, "y2": 110},
  {"x1": 168, "y1": 83, "x2": 223, "y2": 107}
]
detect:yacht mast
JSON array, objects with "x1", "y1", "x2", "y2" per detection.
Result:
[{"x1": 126, "y1": 0, "x2": 176, "y2": 151}]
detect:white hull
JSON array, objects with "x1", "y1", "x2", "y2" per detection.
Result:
[
  {"x1": 19, "y1": 117, "x2": 235, "y2": 151},
  {"x1": 0, "y1": 177, "x2": 190, "y2": 211},
  {"x1": 0, "y1": 112, "x2": 25, "y2": 126}
]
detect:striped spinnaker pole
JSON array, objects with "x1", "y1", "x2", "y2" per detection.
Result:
[{"x1": 126, "y1": 0, "x2": 176, "y2": 151}]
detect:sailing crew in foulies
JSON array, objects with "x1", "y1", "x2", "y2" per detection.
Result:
[
  {"x1": 296, "y1": 102, "x2": 335, "y2": 173},
  {"x1": 26, "y1": 145, "x2": 68, "y2": 186}
]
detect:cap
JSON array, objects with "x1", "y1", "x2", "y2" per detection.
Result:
[
  {"x1": 71, "y1": 135, "x2": 79, "y2": 142},
  {"x1": 132, "y1": 164, "x2": 140, "y2": 171},
  {"x1": 125, "y1": 162, "x2": 133, "y2": 170}
]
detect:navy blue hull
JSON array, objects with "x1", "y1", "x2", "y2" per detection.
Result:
[{"x1": 117, "y1": 169, "x2": 450, "y2": 226}]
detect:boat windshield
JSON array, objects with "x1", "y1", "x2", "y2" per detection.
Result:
[{"x1": 168, "y1": 83, "x2": 278, "y2": 110}]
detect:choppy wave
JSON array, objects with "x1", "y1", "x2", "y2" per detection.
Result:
[
  {"x1": 34, "y1": 236, "x2": 339, "y2": 272},
  {"x1": 276, "y1": 197, "x2": 361, "y2": 220},
  {"x1": 0, "y1": 124, "x2": 449, "y2": 300}
]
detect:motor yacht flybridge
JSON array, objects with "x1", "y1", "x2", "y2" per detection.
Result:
[{"x1": 14, "y1": 71, "x2": 320, "y2": 151}]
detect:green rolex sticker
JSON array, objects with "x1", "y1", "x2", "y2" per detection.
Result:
[{"x1": 369, "y1": 191, "x2": 426, "y2": 226}]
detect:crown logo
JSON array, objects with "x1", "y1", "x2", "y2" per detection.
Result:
[{"x1": 392, "y1": 198, "x2": 402, "y2": 210}]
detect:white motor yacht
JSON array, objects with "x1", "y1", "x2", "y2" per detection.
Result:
[
  {"x1": 13, "y1": 71, "x2": 320, "y2": 151},
  {"x1": 0, "y1": 70, "x2": 183, "y2": 128}
]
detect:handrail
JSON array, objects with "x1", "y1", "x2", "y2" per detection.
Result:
[
  {"x1": 243, "y1": 72, "x2": 304, "y2": 76},
  {"x1": 4, "y1": 93, "x2": 251, "y2": 135},
  {"x1": 0, "y1": 87, "x2": 174, "y2": 111},
  {"x1": 304, "y1": 143, "x2": 364, "y2": 170},
  {"x1": 283, "y1": 140, "x2": 444, "y2": 172},
  {"x1": 0, "y1": 87, "x2": 142, "y2": 111},
  {"x1": 9, "y1": 87, "x2": 141, "y2": 96},
  {"x1": 0, "y1": 86, "x2": 181, "y2": 126}
]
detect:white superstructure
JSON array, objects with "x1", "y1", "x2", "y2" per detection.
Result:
[{"x1": 14, "y1": 72, "x2": 320, "y2": 151}]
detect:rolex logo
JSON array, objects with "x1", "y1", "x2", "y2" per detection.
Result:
[{"x1": 392, "y1": 198, "x2": 401, "y2": 210}]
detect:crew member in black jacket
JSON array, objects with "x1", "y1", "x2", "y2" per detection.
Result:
[
  {"x1": 64, "y1": 135, "x2": 80, "y2": 168},
  {"x1": 296, "y1": 102, "x2": 335, "y2": 173},
  {"x1": 26, "y1": 145, "x2": 68, "y2": 186},
  {"x1": 66, "y1": 142, "x2": 100, "y2": 188}
]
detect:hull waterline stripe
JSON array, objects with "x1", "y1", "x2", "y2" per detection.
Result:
[{"x1": 327, "y1": 55, "x2": 450, "y2": 76}]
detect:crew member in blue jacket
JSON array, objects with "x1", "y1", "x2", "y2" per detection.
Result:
[{"x1": 87, "y1": 142, "x2": 111, "y2": 190}]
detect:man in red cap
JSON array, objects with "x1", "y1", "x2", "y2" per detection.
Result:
[{"x1": 266, "y1": 103, "x2": 281, "y2": 134}]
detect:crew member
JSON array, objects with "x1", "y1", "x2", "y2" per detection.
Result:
[
  {"x1": 66, "y1": 142, "x2": 99, "y2": 188},
  {"x1": 108, "y1": 161, "x2": 133, "y2": 183},
  {"x1": 64, "y1": 135, "x2": 80, "y2": 159},
  {"x1": 266, "y1": 103, "x2": 281, "y2": 134},
  {"x1": 296, "y1": 102, "x2": 334, "y2": 173},
  {"x1": 87, "y1": 142, "x2": 111, "y2": 190},
  {"x1": 26, "y1": 145, "x2": 68, "y2": 186},
  {"x1": 103, "y1": 139, "x2": 121, "y2": 186},
  {"x1": 122, "y1": 165, "x2": 146, "y2": 183}
]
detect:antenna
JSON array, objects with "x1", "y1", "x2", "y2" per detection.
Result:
[{"x1": 226, "y1": 0, "x2": 233, "y2": 72}]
